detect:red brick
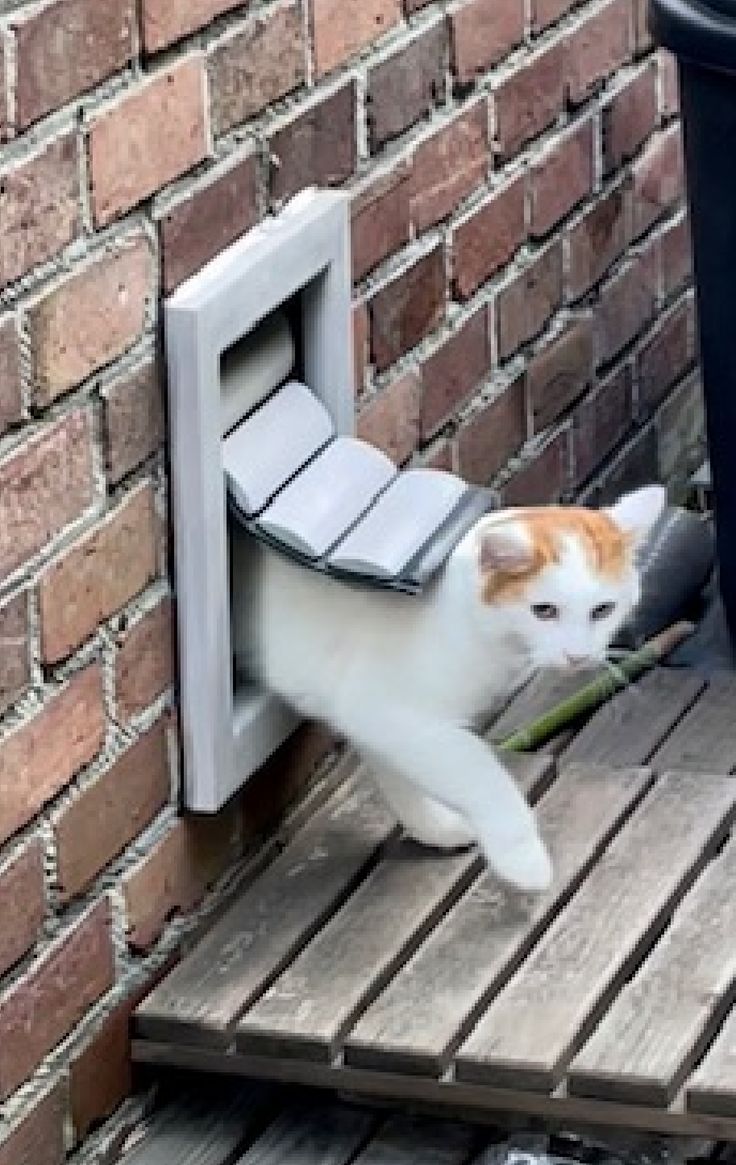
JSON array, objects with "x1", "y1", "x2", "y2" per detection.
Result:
[
  {"x1": 0, "y1": 410, "x2": 94, "y2": 584},
  {"x1": 0, "y1": 315, "x2": 22, "y2": 433},
  {"x1": 528, "y1": 318, "x2": 595, "y2": 432},
  {"x1": 161, "y1": 155, "x2": 259, "y2": 293},
  {"x1": 564, "y1": 0, "x2": 632, "y2": 107},
  {"x1": 566, "y1": 183, "x2": 631, "y2": 301},
  {"x1": 493, "y1": 42, "x2": 565, "y2": 161},
  {"x1": 456, "y1": 374, "x2": 526, "y2": 482},
  {"x1": 39, "y1": 485, "x2": 158, "y2": 663},
  {"x1": 573, "y1": 364, "x2": 633, "y2": 484},
  {"x1": 531, "y1": 0, "x2": 576, "y2": 32},
  {"x1": 358, "y1": 371, "x2": 421, "y2": 464},
  {"x1": 0, "y1": 899, "x2": 113, "y2": 1098},
  {"x1": 0, "y1": 591, "x2": 29, "y2": 714},
  {"x1": 116, "y1": 597, "x2": 175, "y2": 721},
  {"x1": 370, "y1": 245, "x2": 446, "y2": 371},
  {"x1": 312, "y1": 0, "x2": 401, "y2": 76},
  {"x1": 30, "y1": 236, "x2": 153, "y2": 405},
  {"x1": 452, "y1": 175, "x2": 526, "y2": 301},
  {"x1": 70, "y1": 1000, "x2": 132, "y2": 1141},
  {"x1": 503, "y1": 427, "x2": 572, "y2": 504},
  {"x1": 421, "y1": 309, "x2": 489, "y2": 438},
  {"x1": 13, "y1": 0, "x2": 135, "y2": 129},
  {"x1": 409, "y1": 102, "x2": 488, "y2": 234},
  {"x1": 595, "y1": 249, "x2": 658, "y2": 367},
  {"x1": 496, "y1": 242, "x2": 563, "y2": 361},
  {"x1": 0, "y1": 842, "x2": 45, "y2": 978},
  {"x1": 631, "y1": 126, "x2": 685, "y2": 240},
  {"x1": 589, "y1": 423, "x2": 658, "y2": 504},
  {"x1": 103, "y1": 360, "x2": 165, "y2": 484},
  {"x1": 55, "y1": 721, "x2": 170, "y2": 901},
  {"x1": 124, "y1": 808, "x2": 241, "y2": 950},
  {"x1": 209, "y1": 4, "x2": 304, "y2": 135},
  {"x1": 270, "y1": 83, "x2": 356, "y2": 203},
  {"x1": 633, "y1": 0, "x2": 653, "y2": 53},
  {"x1": 0, "y1": 664, "x2": 104, "y2": 846},
  {"x1": 530, "y1": 119, "x2": 594, "y2": 238},
  {"x1": 449, "y1": 0, "x2": 524, "y2": 85},
  {"x1": 90, "y1": 57, "x2": 208, "y2": 226},
  {"x1": 352, "y1": 164, "x2": 412, "y2": 283},
  {"x1": 143, "y1": 0, "x2": 243, "y2": 51},
  {"x1": 656, "y1": 368, "x2": 705, "y2": 486},
  {"x1": 368, "y1": 21, "x2": 446, "y2": 150},
  {"x1": 660, "y1": 213, "x2": 692, "y2": 299},
  {"x1": 659, "y1": 50, "x2": 680, "y2": 117},
  {"x1": 424, "y1": 440, "x2": 455, "y2": 470},
  {"x1": 602, "y1": 64, "x2": 658, "y2": 177},
  {"x1": 637, "y1": 295, "x2": 695, "y2": 413},
  {"x1": 0, "y1": 136, "x2": 80, "y2": 288},
  {"x1": 0, "y1": 41, "x2": 7, "y2": 142},
  {"x1": 354, "y1": 302, "x2": 369, "y2": 394},
  {"x1": 0, "y1": 1082, "x2": 65, "y2": 1165}
]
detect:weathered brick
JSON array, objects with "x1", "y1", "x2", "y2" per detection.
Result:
[
  {"x1": 161, "y1": 155, "x2": 259, "y2": 293},
  {"x1": 0, "y1": 1082, "x2": 65, "y2": 1165},
  {"x1": 602, "y1": 64, "x2": 658, "y2": 177},
  {"x1": 565, "y1": 0, "x2": 632, "y2": 107},
  {"x1": 567, "y1": 183, "x2": 630, "y2": 301},
  {"x1": 0, "y1": 591, "x2": 29, "y2": 715},
  {"x1": 90, "y1": 57, "x2": 208, "y2": 226},
  {"x1": 659, "y1": 50, "x2": 680, "y2": 117},
  {"x1": 352, "y1": 164, "x2": 412, "y2": 283},
  {"x1": 103, "y1": 360, "x2": 165, "y2": 484},
  {"x1": 496, "y1": 242, "x2": 563, "y2": 361},
  {"x1": 452, "y1": 174, "x2": 526, "y2": 301},
  {"x1": 368, "y1": 21, "x2": 446, "y2": 151},
  {"x1": 631, "y1": 126, "x2": 685, "y2": 240},
  {"x1": 0, "y1": 899, "x2": 113, "y2": 1098},
  {"x1": 503, "y1": 427, "x2": 572, "y2": 504},
  {"x1": 0, "y1": 136, "x2": 80, "y2": 288},
  {"x1": 421, "y1": 309, "x2": 489, "y2": 438},
  {"x1": 240, "y1": 720, "x2": 337, "y2": 846},
  {"x1": 531, "y1": 0, "x2": 576, "y2": 32},
  {"x1": 116, "y1": 596, "x2": 174, "y2": 721},
  {"x1": 0, "y1": 664, "x2": 104, "y2": 846},
  {"x1": 353, "y1": 302, "x2": 369, "y2": 394},
  {"x1": 0, "y1": 842, "x2": 45, "y2": 978},
  {"x1": 313, "y1": 0, "x2": 401, "y2": 76},
  {"x1": 210, "y1": 4, "x2": 305, "y2": 135},
  {"x1": 270, "y1": 83, "x2": 356, "y2": 203},
  {"x1": 55, "y1": 721, "x2": 170, "y2": 901},
  {"x1": 493, "y1": 42, "x2": 565, "y2": 161},
  {"x1": 660, "y1": 213, "x2": 692, "y2": 299},
  {"x1": 637, "y1": 295, "x2": 695, "y2": 414},
  {"x1": 124, "y1": 808, "x2": 241, "y2": 950},
  {"x1": 370, "y1": 245, "x2": 446, "y2": 371},
  {"x1": 530, "y1": 119, "x2": 594, "y2": 238},
  {"x1": 457, "y1": 374, "x2": 526, "y2": 482},
  {"x1": 633, "y1": 0, "x2": 653, "y2": 53},
  {"x1": 357, "y1": 371, "x2": 421, "y2": 464},
  {"x1": 449, "y1": 0, "x2": 524, "y2": 85},
  {"x1": 39, "y1": 485, "x2": 158, "y2": 664},
  {"x1": 595, "y1": 249, "x2": 657, "y2": 367},
  {"x1": 656, "y1": 369, "x2": 705, "y2": 488},
  {"x1": 143, "y1": 0, "x2": 242, "y2": 51},
  {"x1": 13, "y1": 0, "x2": 135, "y2": 129},
  {"x1": 589, "y1": 423, "x2": 659, "y2": 504},
  {"x1": 573, "y1": 364, "x2": 633, "y2": 483},
  {"x1": 409, "y1": 102, "x2": 488, "y2": 234},
  {"x1": 528, "y1": 318, "x2": 595, "y2": 432},
  {"x1": 0, "y1": 315, "x2": 22, "y2": 433},
  {"x1": 30, "y1": 236, "x2": 153, "y2": 406},
  {"x1": 0, "y1": 42, "x2": 7, "y2": 142},
  {"x1": 70, "y1": 1000, "x2": 132, "y2": 1142},
  {"x1": 0, "y1": 410, "x2": 94, "y2": 584}
]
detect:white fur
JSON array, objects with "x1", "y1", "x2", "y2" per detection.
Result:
[{"x1": 232, "y1": 486, "x2": 665, "y2": 893}]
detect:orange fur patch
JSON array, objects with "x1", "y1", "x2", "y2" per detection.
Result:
[{"x1": 481, "y1": 506, "x2": 631, "y2": 604}]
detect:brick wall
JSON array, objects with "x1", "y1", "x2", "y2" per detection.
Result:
[{"x1": 0, "y1": 0, "x2": 701, "y2": 1158}]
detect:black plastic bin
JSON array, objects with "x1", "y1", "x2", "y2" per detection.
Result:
[{"x1": 650, "y1": 0, "x2": 736, "y2": 642}]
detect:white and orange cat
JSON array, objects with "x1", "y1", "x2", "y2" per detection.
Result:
[{"x1": 233, "y1": 485, "x2": 665, "y2": 894}]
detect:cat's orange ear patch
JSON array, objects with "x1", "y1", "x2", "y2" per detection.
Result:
[{"x1": 478, "y1": 522, "x2": 534, "y2": 575}]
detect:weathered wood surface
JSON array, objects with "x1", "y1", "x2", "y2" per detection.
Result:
[
  {"x1": 236, "y1": 1102, "x2": 375, "y2": 1165},
  {"x1": 344, "y1": 765, "x2": 650, "y2": 1076},
  {"x1": 569, "y1": 836, "x2": 736, "y2": 1106},
  {"x1": 688, "y1": 1006, "x2": 736, "y2": 1117},
  {"x1": 455, "y1": 773, "x2": 736, "y2": 1092},
  {"x1": 351, "y1": 1115, "x2": 477, "y2": 1165},
  {"x1": 120, "y1": 1080, "x2": 267, "y2": 1165},
  {"x1": 651, "y1": 674, "x2": 736, "y2": 773}
]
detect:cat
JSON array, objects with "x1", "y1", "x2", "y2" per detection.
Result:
[{"x1": 232, "y1": 484, "x2": 666, "y2": 894}]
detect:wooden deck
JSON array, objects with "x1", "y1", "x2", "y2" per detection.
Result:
[{"x1": 133, "y1": 667, "x2": 736, "y2": 1141}]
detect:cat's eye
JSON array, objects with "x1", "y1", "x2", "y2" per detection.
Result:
[
  {"x1": 591, "y1": 602, "x2": 616, "y2": 621},
  {"x1": 532, "y1": 603, "x2": 560, "y2": 620}
]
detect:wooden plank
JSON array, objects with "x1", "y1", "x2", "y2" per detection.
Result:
[
  {"x1": 651, "y1": 674, "x2": 736, "y2": 774},
  {"x1": 569, "y1": 837, "x2": 736, "y2": 1106},
  {"x1": 235, "y1": 756, "x2": 554, "y2": 1063},
  {"x1": 344, "y1": 765, "x2": 651, "y2": 1077},
  {"x1": 688, "y1": 1006, "x2": 736, "y2": 1117},
  {"x1": 121, "y1": 1080, "x2": 267, "y2": 1164},
  {"x1": 351, "y1": 1114, "x2": 477, "y2": 1165},
  {"x1": 454, "y1": 772, "x2": 736, "y2": 1093},
  {"x1": 561, "y1": 668, "x2": 705, "y2": 767},
  {"x1": 135, "y1": 775, "x2": 396, "y2": 1047},
  {"x1": 236, "y1": 1101, "x2": 374, "y2": 1165}
]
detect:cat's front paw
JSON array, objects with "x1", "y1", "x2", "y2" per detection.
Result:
[{"x1": 490, "y1": 833, "x2": 553, "y2": 893}]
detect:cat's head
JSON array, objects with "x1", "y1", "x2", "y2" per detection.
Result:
[{"x1": 473, "y1": 485, "x2": 666, "y2": 671}]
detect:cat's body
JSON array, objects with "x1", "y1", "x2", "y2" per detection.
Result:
[{"x1": 232, "y1": 485, "x2": 665, "y2": 893}]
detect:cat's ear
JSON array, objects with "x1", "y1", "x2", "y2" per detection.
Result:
[
  {"x1": 477, "y1": 521, "x2": 535, "y2": 574},
  {"x1": 605, "y1": 484, "x2": 666, "y2": 546}
]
